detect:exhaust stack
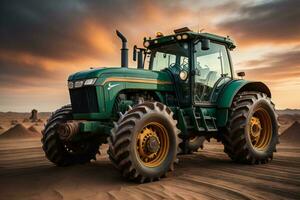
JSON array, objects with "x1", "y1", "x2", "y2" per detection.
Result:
[{"x1": 116, "y1": 30, "x2": 128, "y2": 68}]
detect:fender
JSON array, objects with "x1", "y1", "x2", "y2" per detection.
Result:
[{"x1": 216, "y1": 79, "x2": 271, "y2": 127}]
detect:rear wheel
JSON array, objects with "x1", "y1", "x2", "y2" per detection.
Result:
[
  {"x1": 42, "y1": 105, "x2": 100, "y2": 166},
  {"x1": 222, "y1": 91, "x2": 279, "y2": 164},
  {"x1": 107, "y1": 102, "x2": 180, "y2": 183}
]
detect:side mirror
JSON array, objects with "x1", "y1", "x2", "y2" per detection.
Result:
[
  {"x1": 237, "y1": 71, "x2": 245, "y2": 78},
  {"x1": 201, "y1": 38, "x2": 210, "y2": 50},
  {"x1": 133, "y1": 45, "x2": 137, "y2": 61},
  {"x1": 137, "y1": 50, "x2": 144, "y2": 69}
]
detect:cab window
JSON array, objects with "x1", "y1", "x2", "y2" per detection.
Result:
[{"x1": 194, "y1": 41, "x2": 231, "y2": 103}]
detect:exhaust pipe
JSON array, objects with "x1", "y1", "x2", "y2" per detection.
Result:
[{"x1": 116, "y1": 30, "x2": 128, "y2": 68}]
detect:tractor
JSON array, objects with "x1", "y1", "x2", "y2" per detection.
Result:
[{"x1": 42, "y1": 27, "x2": 279, "y2": 183}]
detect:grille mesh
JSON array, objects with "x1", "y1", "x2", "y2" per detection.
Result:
[{"x1": 69, "y1": 87, "x2": 99, "y2": 113}]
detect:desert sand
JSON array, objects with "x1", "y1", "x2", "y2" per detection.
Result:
[
  {"x1": 0, "y1": 111, "x2": 299, "y2": 200},
  {"x1": 0, "y1": 139, "x2": 299, "y2": 200}
]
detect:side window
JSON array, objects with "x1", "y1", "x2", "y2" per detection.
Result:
[
  {"x1": 152, "y1": 52, "x2": 176, "y2": 71},
  {"x1": 194, "y1": 42, "x2": 231, "y2": 102}
]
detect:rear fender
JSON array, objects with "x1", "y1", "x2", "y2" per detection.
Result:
[{"x1": 216, "y1": 80, "x2": 271, "y2": 127}]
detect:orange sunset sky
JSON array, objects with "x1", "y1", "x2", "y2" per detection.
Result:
[{"x1": 0, "y1": 0, "x2": 299, "y2": 111}]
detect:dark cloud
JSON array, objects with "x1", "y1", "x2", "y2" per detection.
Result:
[
  {"x1": 0, "y1": 56, "x2": 54, "y2": 87},
  {"x1": 0, "y1": 0, "x2": 240, "y2": 61},
  {"x1": 0, "y1": 0, "x2": 299, "y2": 110},
  {"x1": 241, "y1": 46, "x2": 300, "y2": 82},
  {"x1": 218, "y1": 0, "x2": 300, "y2": 45},
  {"x1": 0, "y1": 0, "x2": 92, "y2": 60}
]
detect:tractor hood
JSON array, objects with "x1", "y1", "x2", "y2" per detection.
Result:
[{"x1": 68, "y1": 67, "x2": 173, "y2": 86}]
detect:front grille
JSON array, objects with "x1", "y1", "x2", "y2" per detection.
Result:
[{"x1": 69, "y1": 87, "x2": 99, "y2": 113}]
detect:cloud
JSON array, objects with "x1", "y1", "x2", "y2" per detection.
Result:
[
  {"x1": 0, "y1": 0, "x2": 240, "y2": 62},
  {"x1": 240, "y1": 46, "x2": 300, "y2": 84},
  {"x1": 0, "y1": 0, "x2": 299, "y2": 110},
  {"x1": 218, "y1": 0, "x2": 300, "y2": 46}
]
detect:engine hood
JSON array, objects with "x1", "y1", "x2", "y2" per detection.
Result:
[{"x1": 68, "y1": 67, "x2": 173, "y2": 85}]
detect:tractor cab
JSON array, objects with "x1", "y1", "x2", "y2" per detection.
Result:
[{"x1": 135, "y1": 27, "x2": 236, "y2": 107}]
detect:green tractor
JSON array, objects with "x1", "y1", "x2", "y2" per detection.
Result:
[{"x1": 42, "y1": 27, "x2": 279, "y2": 183}]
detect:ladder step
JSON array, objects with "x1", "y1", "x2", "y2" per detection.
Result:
[
  {"x1": 207, "y1": 128, "x2": 218, "y2": 132},
  {"x1": 187, "y1": 125, "x2": 205, "y2": 132}
]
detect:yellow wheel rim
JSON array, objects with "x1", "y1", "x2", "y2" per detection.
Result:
[
  {"x1": 136, "y1": 122, "x2": 169, "y2": 167},
  {"x1": 249, "y1": 107, "x2": 272, "y2": 151}
]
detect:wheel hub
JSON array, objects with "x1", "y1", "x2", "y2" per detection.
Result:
[
  {"x1": 137, "y1": 127, "x2": 160, "y2": 161},
  {"x1": 147, "y1": 136, "x2": 160, "y2": 153},
  {"x1": 249, "y1": 108, "x2": 272, "y2": 150},
  {"x1": 250, "y1": 117, "x2": 262, "y2": 140},
  {"x1": 136, "y1": 122, "x2": 169, "y2": 167}
]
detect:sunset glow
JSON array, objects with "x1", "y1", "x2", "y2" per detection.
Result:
[{"x1": 0, "y1": 0, "x2": 299, "y2": 111}]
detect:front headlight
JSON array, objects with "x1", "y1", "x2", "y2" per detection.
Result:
[
  {"x1": 74, "y1": 80, "x2": 84, "y2": 88},
  {"x1": 84, "y1": 78, "x2": 97, "y2": 86},
  {"x1": 68, "y1": 81, "x2": 74, "y2": 89}
]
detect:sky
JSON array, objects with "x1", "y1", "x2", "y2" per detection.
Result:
[{"x1": 0, "y1": 0, "x2": 299, "y2": 112}]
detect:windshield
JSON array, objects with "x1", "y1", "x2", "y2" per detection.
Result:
[{"x1": 145, "y1": 42, "x2": 189, "y2": 71}]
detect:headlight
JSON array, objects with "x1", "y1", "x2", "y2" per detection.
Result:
[
  {"x1": 84, "y1": 78, "x2": 97, "y2": 86},
  {"x1": 74, "y1": 80, "x2": 84, "y2": 88},
  {"x1": 179, "y1": 70, "x2": 188, "y2": 81},
  {"x1": 176, "y1": 35, "x2": 182, "y2": 40},
  {"x1": 68, "y1": 81, "x2": 74, "y2": 89},
  {"x1": 143, "y1": 41, "x2": 150, "y2": 47},
  {"x1": 182, "y1": 34, "x2": 188, "y2": 40}
]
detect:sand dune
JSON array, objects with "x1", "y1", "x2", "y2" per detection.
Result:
[
  {"x1": 280, "y1": 121, "x2": 300, "y2": 144},
  {"x1": 0, "y1": 124, "x2": 41, "y2": 139},
  {"x1": 27, "y1": 125, "x2": 41, "y2": 136},
  {"x1": 0, "y1": 138, "x2": 299, "y2": 200},
  {"x1": 0, "y1": 111, "x2": 299, "y2": 199}
]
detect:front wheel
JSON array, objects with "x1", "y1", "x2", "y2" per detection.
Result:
[
  {"x1": 107, "y1": 102, "x2": 181, "y2": 183},
  {"x1": 42, "y1": 105, "x2": 100, "y2": 166},
  {"x1": 222, "y1": 91, "x2": 279, "y2": 164}
]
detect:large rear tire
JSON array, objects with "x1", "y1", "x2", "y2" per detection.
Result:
[
  {"x1": 42, "y1": 105, "x2": 100, "y2": 166},
  {"x1": 107, "y1": 102, "x2": 181, "y2": 183},
  {"x1": 222, "y1": 91, "x2": 279, "y2": 164}
]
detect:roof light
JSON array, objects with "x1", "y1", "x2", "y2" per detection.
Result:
[
  {"x1": 176, "y1": 35, "x2": 182, "y2": 40},
  {"x1": 156, "y1": 32, "x2": 164, "y2": 37},
  {"x1": 182, "y1": 34, "x2": 188, "y2": 40}
]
